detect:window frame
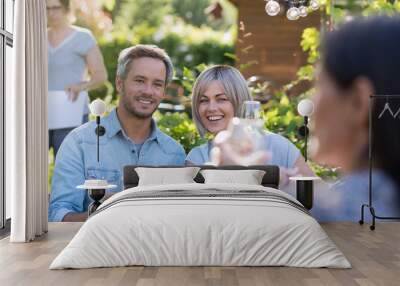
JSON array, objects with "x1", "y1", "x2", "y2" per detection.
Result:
[{"x1": 1, "y1": 0, "x2": 14, "y2": 232}]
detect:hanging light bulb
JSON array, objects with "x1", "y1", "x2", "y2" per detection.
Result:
[
  {"x1": 287, "y1": 7, "x2": 300, "y2": 21},
  {"x1": 310, "y1": 0, "x2": 320, "y2": 11},
  {"x1": 265, "y1": 0, "x2": 280, "y2": 16},
  {"x1": 299, "y1": 6, "x2": 308, "y2": 17}
]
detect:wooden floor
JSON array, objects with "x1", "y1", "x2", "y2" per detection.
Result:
[{"x1": 0, "y1": 222, "x2": 399, "y2": 286}]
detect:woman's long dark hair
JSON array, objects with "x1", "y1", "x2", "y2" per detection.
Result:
[{"x1": 321, "y1": 16, "x2": 400, "y2": 190}]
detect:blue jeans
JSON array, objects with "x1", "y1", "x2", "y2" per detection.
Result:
[{"x1": 49, "y1": 114, "x2": 89, "y2": 157}]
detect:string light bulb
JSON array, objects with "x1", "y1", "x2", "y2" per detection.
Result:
[
  {"x1": 299, "y1": 6, "x2": 308, "y2": 17},
  {"x1": 287, "y1": 7, "x2": 300, "y2": 21},
  {"x1": 310, "y1": 0, "x2": 320, "y2": 11},
  {"x1": 265, "y1": 0, "x2": 280, "y2": 16}
]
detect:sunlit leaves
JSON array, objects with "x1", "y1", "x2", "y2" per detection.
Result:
[{"x1": 300, "y1": 28, "x2": 320, "y2": 64}]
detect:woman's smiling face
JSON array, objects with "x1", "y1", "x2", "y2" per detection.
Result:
[{"x1": 198, "y1": 80, "x2": 235, "y2": 135}]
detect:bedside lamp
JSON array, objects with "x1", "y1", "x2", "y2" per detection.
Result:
[
  {"x1": 89, "y1": 99, "x2": 106, "y2": 162},
  {"x1": 297, "y1": 99, "x2": 314, "y2": 162}
]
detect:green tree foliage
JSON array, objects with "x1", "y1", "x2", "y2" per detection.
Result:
[
  {"x1": 171, "y1": 0, "x2": 212, "y2": 27},
  {"x1": 113, "y1": 0, "x2": 172, "y2": 30},
  {"x1": 325, "y1": 0, "x2": 400, "y2": 22},
  {"x1": 170, "y1": 0, "x2": 238, "y2": 30}
]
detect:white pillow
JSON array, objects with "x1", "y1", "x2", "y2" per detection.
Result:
[
  {"x1": 200, "y1": 169, "x2": 266, "y2": 185},
  {"x1": 136, "y1": 167, "x2": 200, "y2": 186}
]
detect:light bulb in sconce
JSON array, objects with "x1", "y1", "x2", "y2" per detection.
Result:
[
  {"x1": 265, "y1": 0, "x2": 280, "y2": 16},
  {"x1": 299, "y1": 6, "x2": 308, "y2": 17},
  {"x1": 287, "y1": 7, "x2": 300, "y2": 21},
  {"x1": 297, "y1": 99, "x2": 314, "y2": 117},
  {"x1": 310, "y1": 0, "x2": 320, "y2": 11},
  {"x1": 89, "y1": 98, "x2": 106, "y2": 117}
]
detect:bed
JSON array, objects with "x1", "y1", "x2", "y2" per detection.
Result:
[{"x1": 50, "y1": 165, "x2": 350, "y2": 269}]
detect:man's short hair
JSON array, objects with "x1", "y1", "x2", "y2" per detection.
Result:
[{"x1": 117, "y1": 44, "x2": 174, "y2": 84}]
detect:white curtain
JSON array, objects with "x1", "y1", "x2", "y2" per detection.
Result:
[{"x1": 7, "y1": 0, "x2": 48, "y2": 242}]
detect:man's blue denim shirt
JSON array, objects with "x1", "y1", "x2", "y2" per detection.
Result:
[{"x1": 48, "y1": 108, "x2": 186, "y2": 221}]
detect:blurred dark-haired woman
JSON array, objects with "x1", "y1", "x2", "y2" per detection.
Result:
[{"x1": 310, "y1": 16, "x2": 400, "y2": 221}]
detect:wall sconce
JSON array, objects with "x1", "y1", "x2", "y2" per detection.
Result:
[
  {"x1": 297, "y1": 99, "x2": 314, "y2": 162},
  {"x1": 89, "y1": 99, "x2": 106, "y2": 162}
]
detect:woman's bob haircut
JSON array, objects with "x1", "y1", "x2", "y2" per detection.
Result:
[{"x1": 191, "y1": 65, "x2": 252, "y2": 137}]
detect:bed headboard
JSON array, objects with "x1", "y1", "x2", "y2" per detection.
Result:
[{"x1": 123, "y1": 165, "x2": 280, "y2": 189}]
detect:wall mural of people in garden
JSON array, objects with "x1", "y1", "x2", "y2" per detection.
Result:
[{"x1": 47, "y1": 0, "x2": 400, "y2": 224}]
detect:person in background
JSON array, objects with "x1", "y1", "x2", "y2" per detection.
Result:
[
  {"x1": 49, "y1": 45, "x2": 186, "y2": 222},
  {"x1": 186, "y1": 65, "x2": 314, "y2": 186},
  {"x1": 310, "y1": 16, "x2": 400, "y2": 221},
  {"x1": 47, "y1": 0, "x2": 107, "y2": 156}
]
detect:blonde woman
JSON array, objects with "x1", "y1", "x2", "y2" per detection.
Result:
[{"x1": 186, "y1": 65, "x2": 314, "y2": 184}]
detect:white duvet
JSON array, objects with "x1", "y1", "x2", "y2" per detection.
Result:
[{"x1": 50, "y1": 183, "x2": 351, "y2": 269}]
